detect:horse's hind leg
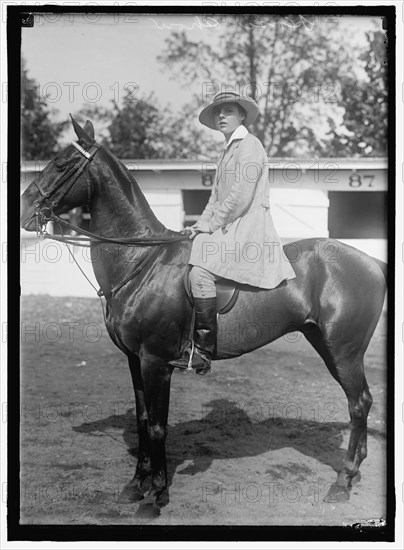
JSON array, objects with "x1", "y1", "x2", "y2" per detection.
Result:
[
  {"x1": 304, "y1": 325, "x2": 373, "y2": 502},
  {"x1": 119, "y1": 355, "x2": 152, "y2": 503},
  {"x1": 328, "y1": 356, "x2": 373, "y2": 502}
]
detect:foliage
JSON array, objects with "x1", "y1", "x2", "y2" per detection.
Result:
[
  {"x1": 21, "y1": 59, "x2": 67, "y2": 160},
  {"x1": 24, "y1": 17, "x2": 387, "y2": 160},
  {"x1": 158, "y1": 15, "x2": 387, "y2": 158},
  {"x1": 327, "y1": 30, "x2": 387, "y2": 156},
  {"x1": 79, "y1": 93, "x2": 219, "y2": 160},
  {"x1": 106, "y1": 93, "x2": 164, "y2": 159}
]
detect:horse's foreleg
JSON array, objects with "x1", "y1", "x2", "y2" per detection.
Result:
[
  {"x1": 135, "y1": 354, "x2": 173, "y2": 519},
  {"x1": 119, "y1": 355, "x2": 151, "y2": 503}
]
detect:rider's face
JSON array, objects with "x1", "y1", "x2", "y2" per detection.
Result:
[{"x1": 214, "y1": 103, "x2": 245, "y2": 139}]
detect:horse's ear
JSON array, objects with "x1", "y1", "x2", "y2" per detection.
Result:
[
  {"x1": 83, "y1": 120, "x2": 94, "y2": 140},
  {"x1": 70, "y1": 114, "x2": 94, "y2": 146}
]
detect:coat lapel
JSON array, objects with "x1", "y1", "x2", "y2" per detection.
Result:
[
  {"x1": 223, "y1": 140, "x2": 241, "y2": 168},
  {"x1": 215, "y1": 140, "x2": 242, "y2": 185}
]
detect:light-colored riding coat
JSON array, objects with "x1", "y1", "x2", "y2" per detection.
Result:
[{"x1": 189, "y1": 126, "x2": 296, "y2": 289}]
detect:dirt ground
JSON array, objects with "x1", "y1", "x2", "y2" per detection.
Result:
[{"x1": 19, "y1": 295, "x2": 387, "y2": 526}]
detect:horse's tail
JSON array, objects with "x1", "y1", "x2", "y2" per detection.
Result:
[{"x1": 371, "y1": 256, "x2": 387, "y2": 286}]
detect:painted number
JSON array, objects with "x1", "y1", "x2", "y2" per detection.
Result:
[
  {"x1": 348, "y1": 174, "x2": 375, "y2": 188},
  {"x1": 202, "y1": 173, "x2": 214, "y2": 187}
]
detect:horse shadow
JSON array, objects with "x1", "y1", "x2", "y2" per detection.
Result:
[{"x1": 73, "y1": 398, "x2": 385, "y2": 504}]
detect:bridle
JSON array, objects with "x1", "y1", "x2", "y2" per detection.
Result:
[
  {"x1": 33, "y1": 139, "x2": 186, "y2": 246},
  {"x1": 33, "y1": 140, "x2": 100, "y2": 234},
  {"x1": 30, "y1": 139, "x2": 188, "y2": 299}
]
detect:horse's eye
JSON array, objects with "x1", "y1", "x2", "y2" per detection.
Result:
[{"x1": 54, "y1": 158, "x2": 67, "y2": 171}]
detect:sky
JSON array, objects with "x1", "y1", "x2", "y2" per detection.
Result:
[
  {"x1": 21, "y1": 12, "x2": 380, "y2": 143},
  {"x1": 22, "y1": 14, "x2": 220, "y2": 122}
]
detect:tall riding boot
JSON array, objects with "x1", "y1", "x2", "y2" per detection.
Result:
[
  {"x1": 193, "y1": 297, "x2": 217, "y2": 374},
  {"x1": 169, "y1": 297, "x2": 217, "y2": 375}
]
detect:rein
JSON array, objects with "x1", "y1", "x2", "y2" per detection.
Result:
[
  {"x1": 34, "y1": 139, "x2": 188, "y2": 299},
  {"x1": 42, "y1": 213, "x2": 187, "y2": 247}
]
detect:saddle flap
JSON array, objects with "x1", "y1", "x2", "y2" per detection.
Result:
[
  {"x1": 183, "y1": 266, "x2": 239, "y2": 315},
  {"x1": 216, "y1": 279, "x2": 238, "y2": 314}
]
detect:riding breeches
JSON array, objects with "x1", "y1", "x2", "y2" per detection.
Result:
[{"x1": 189, "y1": 266, "x2": 218, "y2": 299}]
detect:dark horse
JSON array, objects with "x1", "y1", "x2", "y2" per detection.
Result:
[{"x1": 21, "y1": 117, "x2": 387, "y2": 518}]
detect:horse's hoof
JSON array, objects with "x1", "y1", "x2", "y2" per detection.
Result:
[
  {"x1": 118, "y1": 484, "x2": 144, "y2": 503},
  {"x1": 351, "y1": 471, "x2": 361, "y2": 486},
  {"x1": 323, "y1": 483, "x2": 350, "y2": 503},
  {"x1": 135, "y1": 502, "x2": 161, "y2": 520},
  {"x1": 157, "y1": 489, "x2": 170, "y2": 507}
]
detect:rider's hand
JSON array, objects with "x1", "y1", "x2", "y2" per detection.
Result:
[
  {"x1": 180, "y1": 226, "x2": 199, "y2": 240},
  {"x1": 193, "y1": 220, "x2": 212, "y2": 235},
  {"x1": 181, "y1": 221, "x2": 212, "y2": 240},
  {"x1": 188, "y1": 226, "x2": 200, "y2": 240}
]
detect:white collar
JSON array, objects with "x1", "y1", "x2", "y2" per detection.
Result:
[{"x1": 224, "y1": 125, "x2": 249, "y2": 149}]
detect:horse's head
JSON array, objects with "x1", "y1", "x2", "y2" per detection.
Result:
[{"x1": 20, "y1": 115, "x2": 98, "y2": 232}]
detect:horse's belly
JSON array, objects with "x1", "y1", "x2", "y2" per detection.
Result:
[{"x1": 215, "y1": 291, "x2": 298, "y2": 359}]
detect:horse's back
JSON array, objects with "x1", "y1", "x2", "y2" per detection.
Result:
[
  {"x1": 282, "y1": 238, "x2": 386, "y2": 314},
  {"x1": 284, "y1": 238, "x2": 385, "y2": 286},
  {"x1": 215, "y1": 238, "x2": 386, "y2": 359}
]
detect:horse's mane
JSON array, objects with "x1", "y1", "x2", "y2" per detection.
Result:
[{"x1": 98, "y1": 145, "x2": 180, "y2": 238}]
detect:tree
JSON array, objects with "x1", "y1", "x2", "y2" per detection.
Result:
[
  {"x1": 80, "y1": 93, "x2": 169, "y2": 159},
  {"x1": 21, "y1": 59, "x2": 67, "y2": 160},
  {"x1": 80, "y1": 92, "x2": 219, "y2": 160},
  {"x1": 105, "y1": 92, "x2": 165, "y2": 159},
  {"x1": 158, "y1": 15, "x2": 386, "y2": 158},
  {"x1": 327, "y1": 30, "x2": 387, "y2": 157}
]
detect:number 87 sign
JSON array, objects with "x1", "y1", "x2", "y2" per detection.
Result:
[{"x1": 348, "y1": 173, "x2": 376, "y2": 188}]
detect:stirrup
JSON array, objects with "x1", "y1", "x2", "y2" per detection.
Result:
[
  {"x1": 169, "y1": 341, "x2": 211, "y2": 374},
  {"x1": 191, "y1": 345, "x2": 212, "y2": 375},
  {"x1": 168, "y1": 341, "x2": 194, "y2": 371}
]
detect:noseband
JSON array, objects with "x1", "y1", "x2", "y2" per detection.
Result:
[{"x1": 33, "y1": 141, "x2": 100, "y2": 233}]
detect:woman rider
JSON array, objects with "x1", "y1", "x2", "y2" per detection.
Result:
[{"x1": 169, "y1": 90, "x2": 296, "y2": 374}]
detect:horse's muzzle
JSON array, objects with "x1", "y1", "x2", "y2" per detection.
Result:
[{"x1": 21, "y1": 213, "x2": 38, "y2": 232}]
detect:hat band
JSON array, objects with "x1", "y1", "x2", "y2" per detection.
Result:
[{"x1": 214, "y1": 92, "x2": 244, "y2": 103}]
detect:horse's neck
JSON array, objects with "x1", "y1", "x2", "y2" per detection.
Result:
[
  {"x1": 89, "y1": 152, "x2": 167, "y2": 238},
  {"x1": 87, "y1": 151, "x2": 173, "y2": 292}
]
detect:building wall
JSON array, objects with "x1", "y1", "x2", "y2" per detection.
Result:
[
  {"x1": 269, "y1": 189, "x2": 329, "y2": 239},
  {"x1": 143, "y1": 189, "x2": 184, "y2": 232}
]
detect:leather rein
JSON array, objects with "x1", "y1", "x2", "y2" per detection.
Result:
[{"x1": 32, "y1": 140, "x2": 188, "y2": 299}]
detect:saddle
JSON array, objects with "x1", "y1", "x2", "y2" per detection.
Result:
[{"x1": 183, "y1": 266, "x2": 240, "y2": 315}]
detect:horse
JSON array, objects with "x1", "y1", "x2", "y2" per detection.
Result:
[{"x1": 20, "y1": 116, "x2": 387, "y2": 519}]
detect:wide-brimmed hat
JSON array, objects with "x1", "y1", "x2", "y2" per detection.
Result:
[{"x1": 199, "y1": 90, "x2": 259, "y2": 130}]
